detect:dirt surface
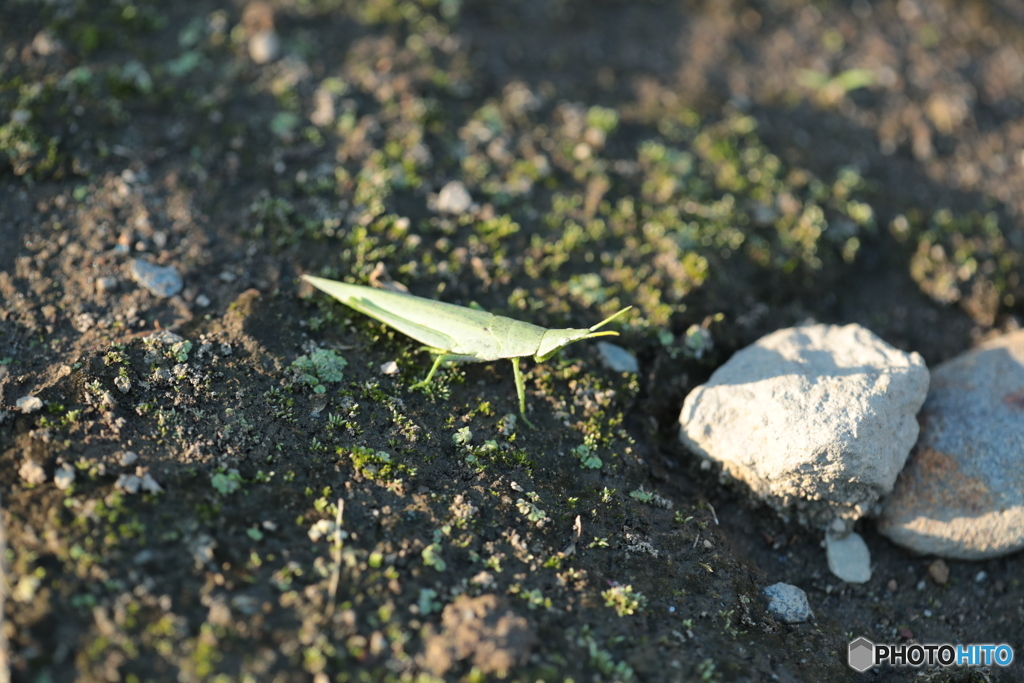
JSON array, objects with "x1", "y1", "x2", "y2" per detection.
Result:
[{"x1": 1, "y1": 0, "x2": 1022, "y2": 681}]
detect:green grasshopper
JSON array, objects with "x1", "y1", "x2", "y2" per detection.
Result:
[{"x1": 302, "y1": 275, "x2": 631, "y2": 427}]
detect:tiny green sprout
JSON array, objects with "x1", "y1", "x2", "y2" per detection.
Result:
[
  {"x1": 302, "y1": 275, "x2": 631, "y2": 427},
  {"x1": 602, "y1": 584, "x2": 647, "y2": 617}
]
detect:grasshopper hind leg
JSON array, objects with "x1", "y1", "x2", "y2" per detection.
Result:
[{"x1": 512, "y1": 358, "x2": 535, "y2": 429}]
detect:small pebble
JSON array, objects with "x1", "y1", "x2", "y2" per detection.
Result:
[
  {"x1": 115, "y1": 474, "x2": 142, "y2": 495},
  {"x1": 114, "y1": 375, "x2": 131, "y2": 393},
  {"x1": 130, "y1": 259, "x2": 183, "y2": 298},
  {"x1": 119, "y1": 451, "x2": 139, "y2": 467},
  {"x1": 380, "y1": 360, "x2": 399, "y2": 375},
  {"x1": 975, "y1": 571, "x2": 987, "y2": 583},
  {"x1": 248, "y1": 29, "x2": 280, "y2": 64},
  {"x1": 597, "y1": 341, "x2": 639, "y2": 374},
  {"x1": 928, "y1": 559, "x2": 950, "y2": 585},
  {"x1": 763, "y1": 582, "x2": 812, "y2": 623},
  {"x1": 16, "y1": 396, "x2": 43, "y2": 413},
  {"x1": 95, "y1": 276, "x2": 119, "y2": 294},
  {"x1": 436, "y1": 181, "x2": 472, "y2": 214},
  {"x1": 887, "y1": 579, "x2": 898, "y2": 592},
  {"x1": 195, "y1": 294, "x2": 211, "y2": 307},
  {"x1": 825, "y1": 531, "x2": 872, "y2": 584},
  {"x1": 139, "y1": 472, "x2": 164, "y2": 494},
  {"x1": 53, "y1": 465, "x2": 76, "y2": 490},
  {"x1": 19, "y1": 460, "x2": 47, "y2": 485}
]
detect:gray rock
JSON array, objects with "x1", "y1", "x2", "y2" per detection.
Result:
[
  {"x1": 679, "y1": 323, "x2": 928, "y2": 531},
  {"x1": 763, "y1": 582, "x2": 812, "y2": 623},
  {"x1": 437, "y1": 181, "x2": 472, "y2": 214},
  {"x1": 825, "y1": 531, "x2": 872, "y2": 583},
  {"x1": 115, "y1": 474, "x2": 142, "y2": 495},
  {"x1": 130, "y1": 259, "x2": 183, "y2": 297},
  {"x1": 877, "y1": 330, "x2": 1024, "y2": 559},
  {"x1": 597, "y1": 342, "x2": 639, "y2": 374}
]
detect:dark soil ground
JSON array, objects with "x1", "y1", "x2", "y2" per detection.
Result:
[{"x1": 1, "y1": 0, "x2": 1022, "y2": 681}]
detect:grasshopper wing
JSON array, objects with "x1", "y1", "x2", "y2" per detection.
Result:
[{"x1": 304, "y1": 276, "x2": 456, "y2": 350}]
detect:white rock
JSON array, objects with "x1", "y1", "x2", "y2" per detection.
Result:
[
  {"x1": 825, "y1": 531, "x2": 872, "y2": 583},
  {"x1": 19, "y1": 460, "x2": 47, "y2": 485},
  {"x1": 119, "y1": 451, "x2": 139, "y2": 467},
  {"x1": 380, "y1": 360, "x2": 400, "y2": 375},
  {"x1": 763, "y1": 582, "x2": 812, "y2": 623},
  {"x1": 436, "y1": 181, "x2": 472, "y2": 214},
  {"x1": 679, "y1": 323, "x2": 928, "y2": 531},
  {"x1": 17, "y1": 396, "x2": 43, "y2": 413},
  {"x1": 53, "y1": 465, "x2": 76, "y2": 490},
  {"x1": 877, "y1": 330, "x2": 1024, "y2": 559},
  {"x1": 597, "y1": 342, "x2": 639, "y2": 374}
]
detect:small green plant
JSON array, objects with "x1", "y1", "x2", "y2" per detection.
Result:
[
  {"x1": 211, "y1": 469, "x2": 243, "y2": 495},
  {"x1": 291, "y1": 347, "x2": 347, "y2": 394},
  {"x1": 602, "y1": 584, "x2": 647, "y2": 616},
  {"x1": 572, "y1": 443, "x2": 602, "y2": 469}
]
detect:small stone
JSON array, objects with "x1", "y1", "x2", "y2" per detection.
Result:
[
  {"x1": 825, "y1": 531, "x2": 872, "y2": 584},
  {"x1": 877, "y1": 330, "x2": 1024, "y2": 559},
  {"x1": 139, "y1": 471, "x2": 164, "y2": 494},
  {"x1": 119, "y1": 451, "x2": 139, "y2": 467},
  {"x1": 95, "y1": 276, "x2": 119, "y2": 294},
  {"x1": 310, "y1": 85, "x2": 335, "y2": 127},
  {"x1": 32, "y1": 30, "x2": 62, "y2": 57},
  {"x1": 16, "y1": 395, "x2": 43, "y2": 413},
  {"x1": 19, "y1": 460, "x2": 47, "y2": 485},
  {"x1": 130, "y1": 259, "x2": 183, "y2": 298},
  {"x1": 114, "y1": 375, "x2": 131, "y2": 393},
  {"x1": 195, "y1": 294, "x2": 211, "y2": 308},
  {"x1": 679, "y1": 323, "x2": 928, "y2": 531},
  {"x1": 115, "y1": 474, "x2": 142, "y2": 495},
  {"x1": 248, "y1": 29, "x2": 280, "y2": 64},
  {"x1": 380, "y1": 360, "x2": 399, "y2": 375},
  {"x1": 436, "y1": 181, "x2": 472, "y2": 214},
  {"x1": 597, "y1": 342, "x2": 639, "y2": 374},
  {"x1": 53, "y1": 465, "x2": 76, "y2": 490},
  {"x1": 928, "y1": 559, "x2": 950, "y2": 585},
  {"x1": 763, "y1": 582, "x2": 812, "y2": 623}
]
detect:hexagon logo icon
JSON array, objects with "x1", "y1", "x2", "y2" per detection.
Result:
[{"x1": 848, "y1": 637, "x2": 875, "y2": 672}]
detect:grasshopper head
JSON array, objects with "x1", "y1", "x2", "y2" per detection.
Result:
[{"x1": 534, "y1": 306, "x2": 632, "y2": 362}]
